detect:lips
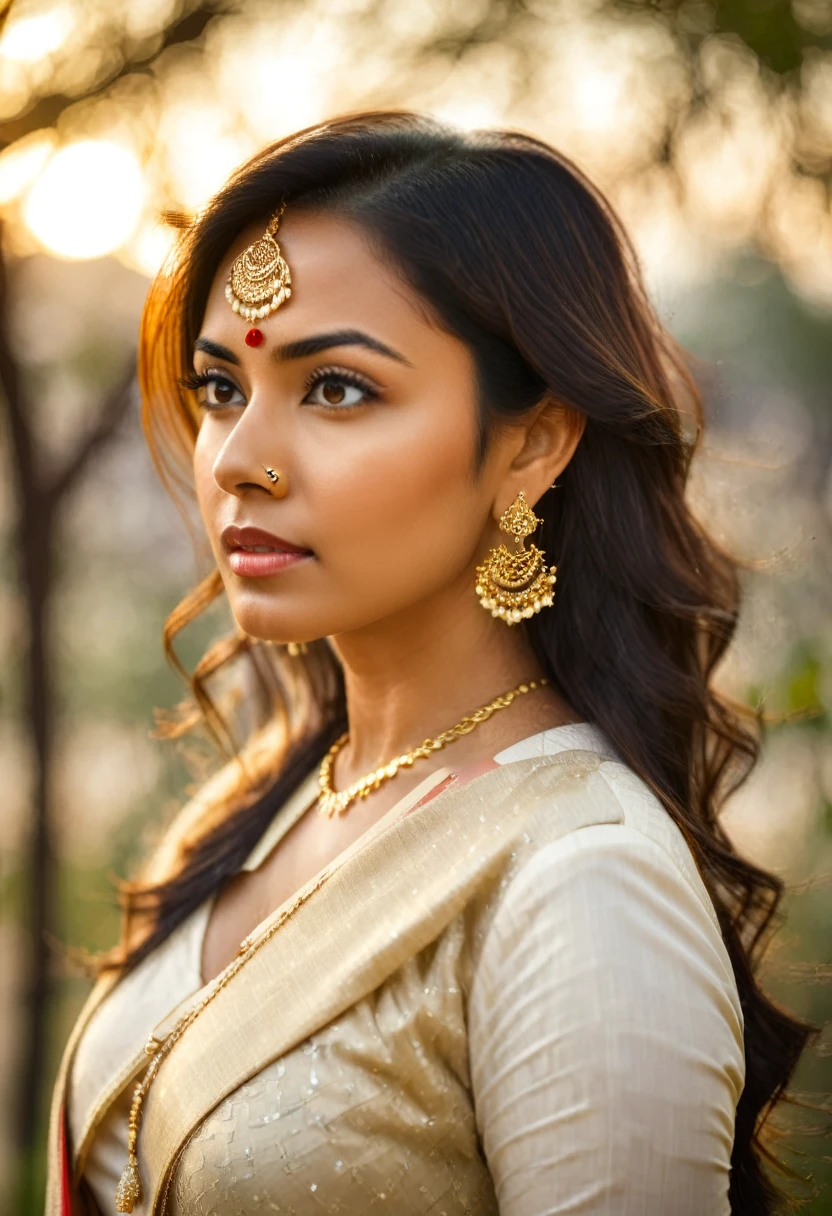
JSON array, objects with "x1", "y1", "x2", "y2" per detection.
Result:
[
  {"x1": 221, "y1": 524, "x2": 313, "y2": 555},
  {"x1": 220, "y1": 524, "x2": 314, "y2": 578}
]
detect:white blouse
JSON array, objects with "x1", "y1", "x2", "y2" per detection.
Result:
[{"x1": 68, "y1": 723, "x2": 745, "y2": 1214}]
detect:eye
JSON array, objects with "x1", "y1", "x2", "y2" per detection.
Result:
[
  {"x1": 178, "y1": 369, "x2": 245, "y2": 409},
  {"x1": 302, "y1": 366, "x2": 381, "y2": 410}
]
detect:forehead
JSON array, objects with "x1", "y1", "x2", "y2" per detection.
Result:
[{"x1": 201, "y1": 209, "x2": 434, "y2": 343}]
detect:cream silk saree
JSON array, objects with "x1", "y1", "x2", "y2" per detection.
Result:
[{"x1": 45, "y1": 735, "x2": 744, "y2": 1216}]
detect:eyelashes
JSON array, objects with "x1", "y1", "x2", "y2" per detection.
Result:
[
  {"x1": 177, "y1": 369, "x2": 244, "y2": 408},
  {"x1": 177, "y1": 366, "x2": 382, "y2": 411},
  {"x1": 177, "y1": 369, "x2": 223, "y2": 392},
  {"x1": 303, "y1": 365, "x2": 382, "y2": 407},
  {"x1": 177, "y1": 370, "x2": 210, "y2": 390}
]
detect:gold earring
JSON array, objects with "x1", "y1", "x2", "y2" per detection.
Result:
[{"x1": 475, "y1": 491, "x2": 557, "y2": 624}]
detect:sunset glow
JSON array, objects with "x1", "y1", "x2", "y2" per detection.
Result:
[{"x1": 23, "y1": 140, "x2": 145, "y2": 259}]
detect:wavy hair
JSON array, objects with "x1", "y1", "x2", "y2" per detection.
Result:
[{"x1": 110, "y1": 111, "x2": 820, "y2": 1213}]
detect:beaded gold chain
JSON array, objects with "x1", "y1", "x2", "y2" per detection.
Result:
[
  {"x1": 115, "y1": 865, "x2": 333, "y2": 1211},
  {"x1": 114, "y1": 674, "x2": 547, "y2": 1211}
]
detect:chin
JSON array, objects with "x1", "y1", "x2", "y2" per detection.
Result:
[
  {"x1": 227, "y1": 594, "x2": 325, "y2": 645},
  {"x1": 231, "y1": 611, "x2": 309, "y2": 645},
  {"x1": 226, "y1": 582, "x2": 415, "y2": 643}
]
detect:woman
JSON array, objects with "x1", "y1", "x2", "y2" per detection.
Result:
[{"x1": 46, "y1": 111, "x2": 816, "y2": 1215}]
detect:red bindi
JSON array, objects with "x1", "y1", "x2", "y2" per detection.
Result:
[{"x1": 245, "y1": 327, "x2": 264, "y2": 347}]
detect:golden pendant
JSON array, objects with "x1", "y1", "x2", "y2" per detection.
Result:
[
  {"x1": 224, "y1": 206, "x2": 292, "y2": 322},
  {"x1": 115, "y1": 1154, "x2": 141, "y2": 1212}
]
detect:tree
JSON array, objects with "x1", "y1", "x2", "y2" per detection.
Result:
[{"x1": 0, "y1": 4, "x2": 230, "y2": 1207}]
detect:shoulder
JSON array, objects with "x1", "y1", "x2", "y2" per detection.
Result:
[
  {"x1": 468, "y1": 751, "x2": 743, "y2": 1042},
  {"x1": 495, "y1": 746, "x2": 724, "y2": 942},
  {"x1": 466, "y1": 753, "x2": 745, "y2": 1215}
]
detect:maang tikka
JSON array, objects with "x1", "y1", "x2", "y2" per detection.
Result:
[
  {"x1": 475, "y1": 491, "x2": 556, "y2": 624},
  {"x1": 225, "y1": 199, "x2": 292, "y2": 322}
]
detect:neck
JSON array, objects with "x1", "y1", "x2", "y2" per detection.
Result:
[{"x1": 327, "y1": 580, "x2": 557, "y2": 778}]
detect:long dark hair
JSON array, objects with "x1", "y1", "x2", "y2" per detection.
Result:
[{"x1": 114, "y1": 111, "x2": 819, "y2": 1213}]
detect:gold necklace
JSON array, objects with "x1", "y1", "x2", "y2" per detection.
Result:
[
  {"x1": 114, "y1": 674, "x2": 547, "y2": 1212},
  {"x1": 317, "y1": 676, "x2": 548, "y2": 817}
]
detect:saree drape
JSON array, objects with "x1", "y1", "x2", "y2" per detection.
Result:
[{"x1": 45, "y1": 744, "x2": 743, "y2": 1216}]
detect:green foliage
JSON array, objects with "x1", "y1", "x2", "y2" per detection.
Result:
[{"x1": 614, "y1": 0, "x2": 832, "y2": 74}]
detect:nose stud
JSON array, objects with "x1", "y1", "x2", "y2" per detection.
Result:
[{"x1": 260, "y1": 465, "x2": 288, "y2": 498}]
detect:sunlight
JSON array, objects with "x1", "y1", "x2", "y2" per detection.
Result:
[
  {"x1": 23, "y1": 140, "x2": 145, "y2": 259},
  {"x1": 123, "y1": 215, "x2": 179, "y2": 278},
  {"x1": 0, "y1": 7, "x2": 74, "y2": 62},
  {"x1": 161, "y1": 100, "x2": 254, "y2": 209},
  {"x1": 213, "y1": 15, "x2": 336, "y2": 144},
  {"x1": 432, "y1": 99, "x2": 505, "y2": 131},
  {"x1": 572, "y1": 66, "x2": 623, "y2": 131},
  {"x1": 0, "y1": 129, "x2": 57, "y2": 205}
]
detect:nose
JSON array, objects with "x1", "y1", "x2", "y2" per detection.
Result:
[{"x1": 211, "y1": 403, "x2": 287, "y2": 499}]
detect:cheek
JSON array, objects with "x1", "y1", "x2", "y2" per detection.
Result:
[{"x1": 313, "y1": 397, "x2": 480, "y2": 588}]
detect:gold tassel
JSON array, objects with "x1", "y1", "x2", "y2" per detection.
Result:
[{"x1": 115, "y1": 1154, "x2": 141, "y2": 1212}]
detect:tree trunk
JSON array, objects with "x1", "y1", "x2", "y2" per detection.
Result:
[{"x1": 14, "y1": 498, "x2": 56, "y2": 1212}]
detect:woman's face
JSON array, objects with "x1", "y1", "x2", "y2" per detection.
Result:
[{"x1": 192, "y1": 209, "x2": 540, "y2": 645}]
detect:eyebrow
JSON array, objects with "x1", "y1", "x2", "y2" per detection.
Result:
[{"x1": 193, "y1": 329, "x2": 412, "y2": 367}]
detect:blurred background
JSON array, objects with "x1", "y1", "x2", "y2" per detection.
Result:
[{"x1": 0, "y1": 0, "x2": 830, "y2": 1210}]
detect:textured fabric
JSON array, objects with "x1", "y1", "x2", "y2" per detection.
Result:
[
  {"x1": 468, "y1": 775, "x2": 745, "y2": 1214},
  {"x1": 54, "y1": 728, "x2": 744, "y2": 1216},
  {"x1": 69, "y1": 900, "x2": 215, "y2": 1195},
  {"x1": 68, "y1": 763, "x2": 457, "y2": 1215},
  {"x1": 167, "y1": 918, "x2": 498, "y2": 1216}
]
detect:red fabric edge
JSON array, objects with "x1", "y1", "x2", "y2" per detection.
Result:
[
  {"x1": 403, "y1": 757, "x2": 500, "y2": 816},
  {"x1": 59, "y1": 1102, "x2": 72, "y2": 1216}
]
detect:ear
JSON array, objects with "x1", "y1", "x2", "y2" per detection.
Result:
[{"x1": 498, "y1": 395, "x2": 586, "y2": 513}]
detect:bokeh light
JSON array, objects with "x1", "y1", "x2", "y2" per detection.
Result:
[
  {"x1": 0, "y1": 6, "x2": 74, "y2": 62},
  {"x1": 22, "y1": 139, "x2": 145, "y2": 259},
  {"x1": 0, "y1": 129, "x2": 56, "y2": 205}
]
